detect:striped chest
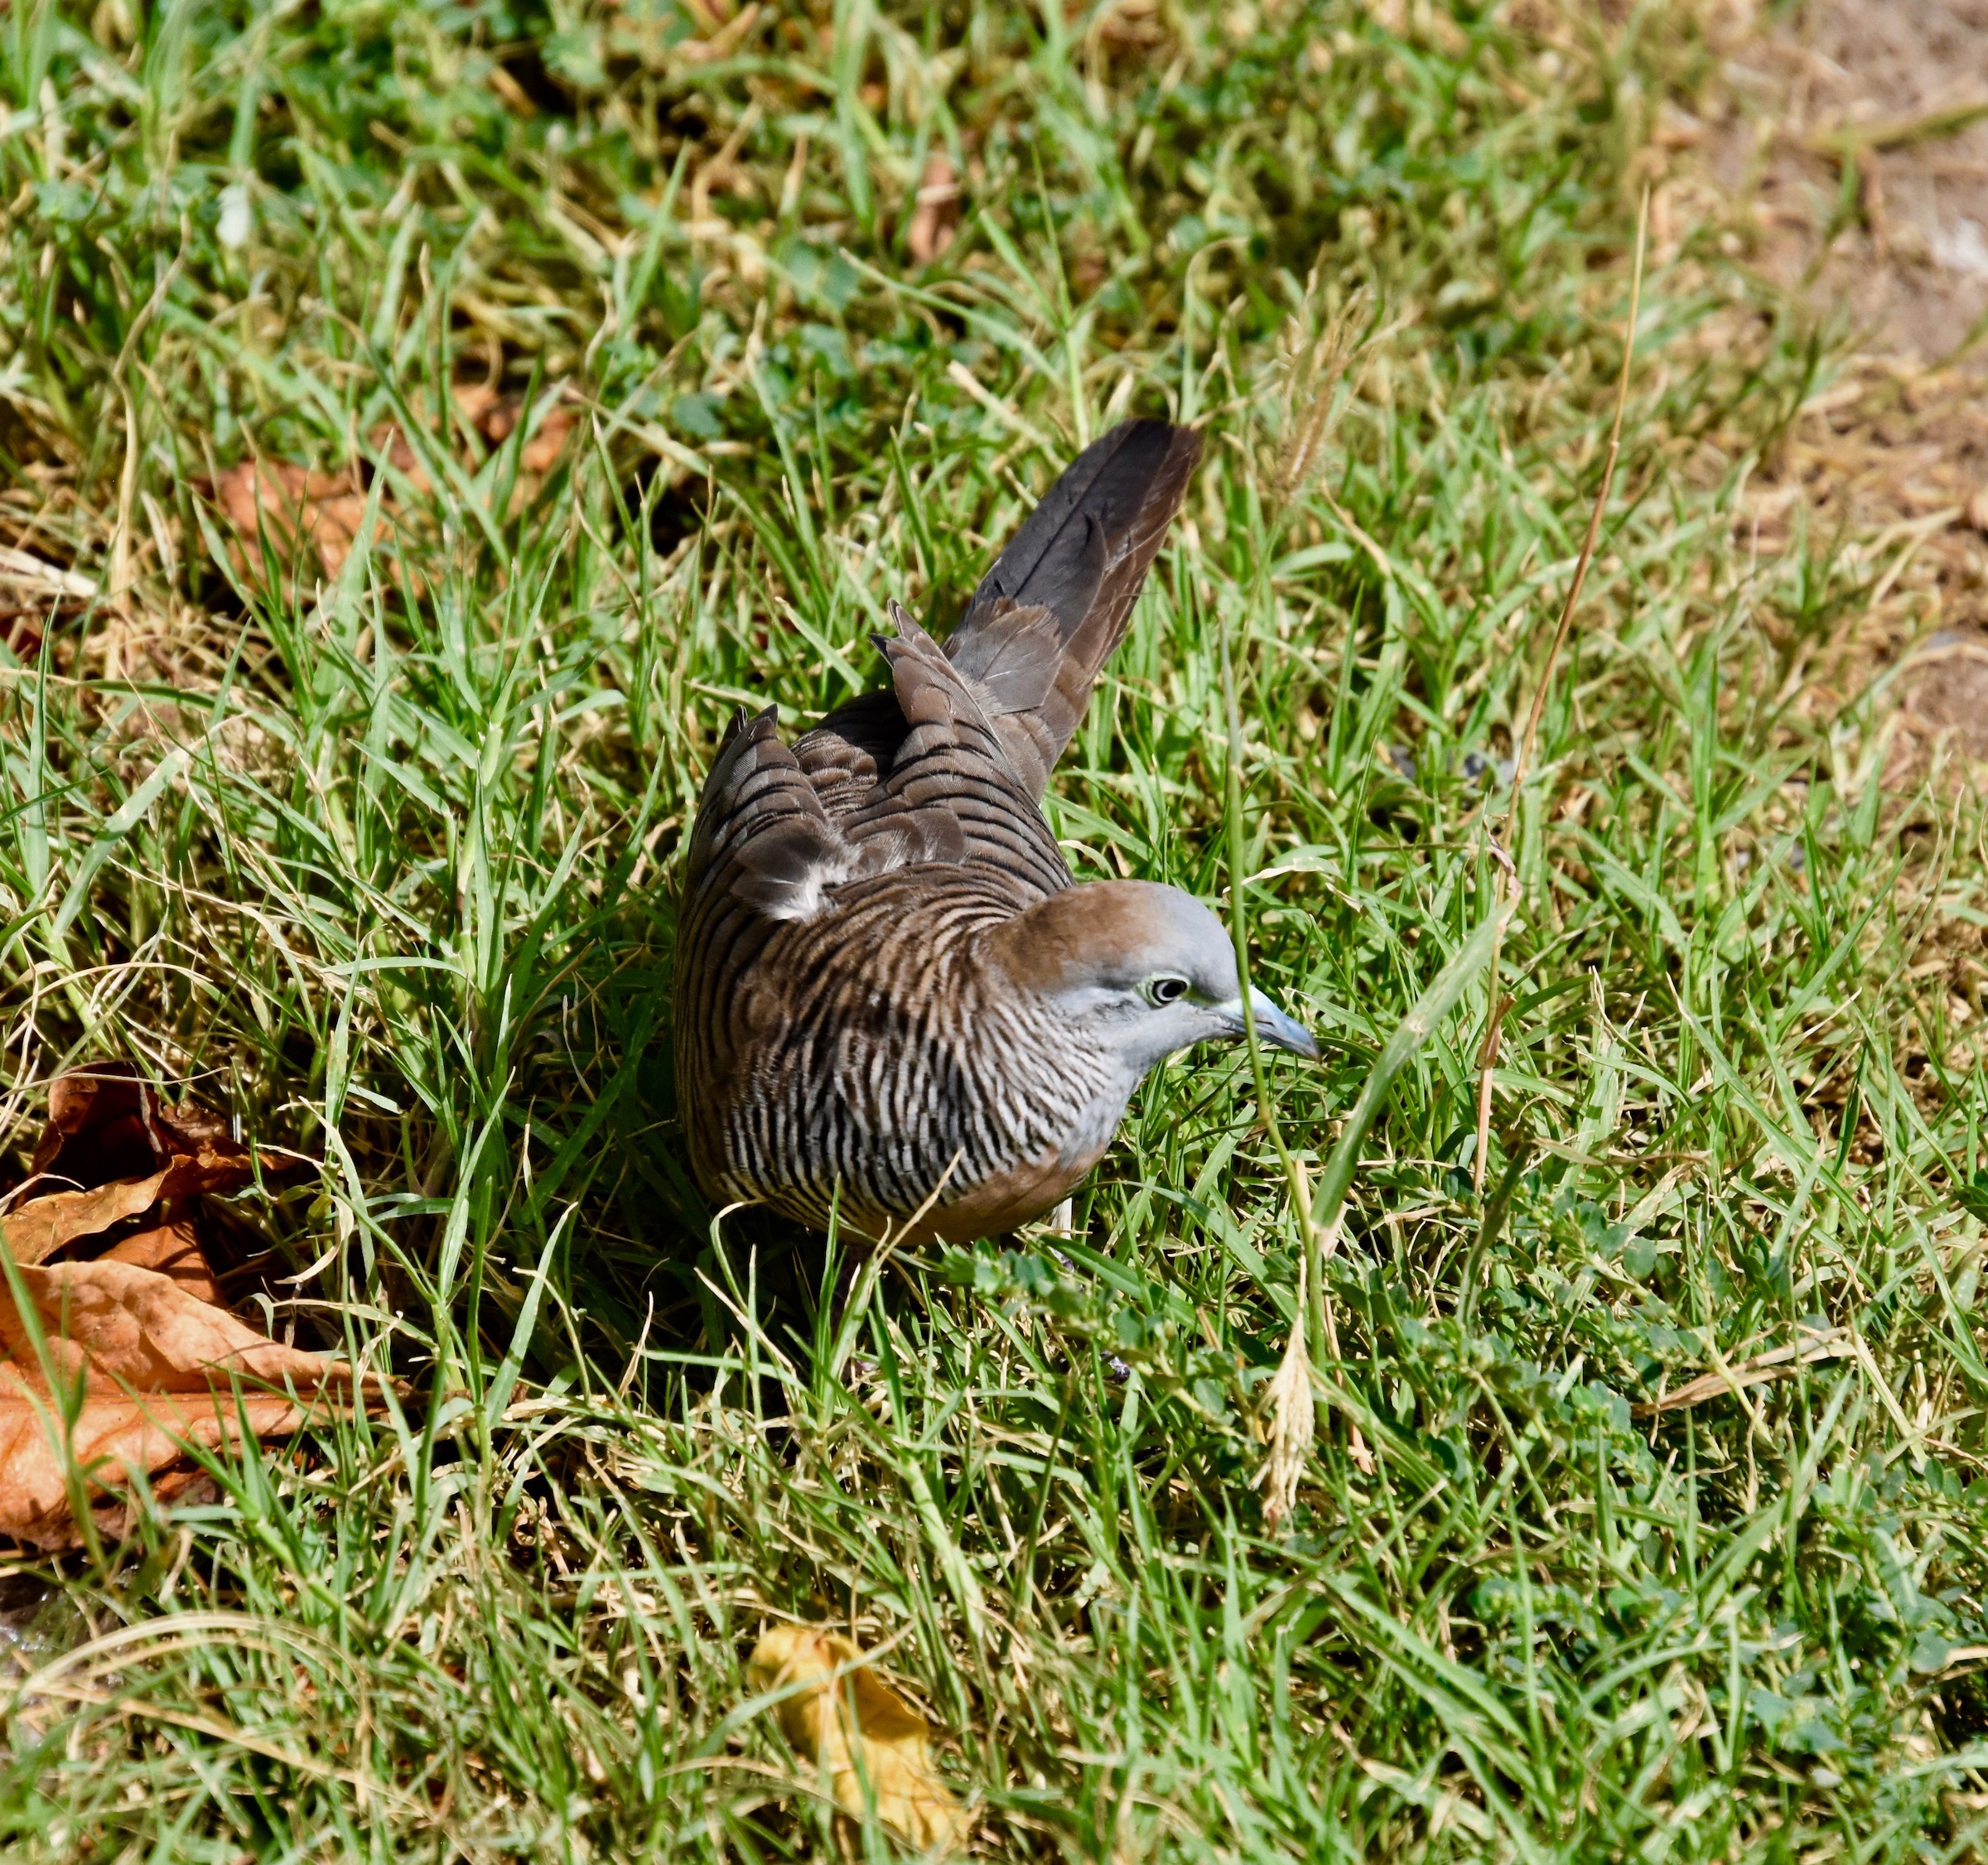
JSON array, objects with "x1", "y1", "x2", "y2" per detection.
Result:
[{"x1": 677, "y1": 874, "x2": 1127, "y2": 1239}]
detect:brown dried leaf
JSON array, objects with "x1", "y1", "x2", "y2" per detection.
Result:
[
  {"x1": 906, "y1": 150, "x2": 961, "y2": 267},
  {"x1": 4, "y1": 1064, "x2": 258, "y2": 1266},
  {"x1": 0, "y1": 1258, "x2": 341, "y2": 1396},
  {"x1": 103, "y1": 1217, "x2": 223, "y2": 1305},
  {"x1": 0, "y1": 1064, "x2": 370, "y2": 1551},
  {"x1": 452, "y1": 380, "x2": 505, "y2": 431},
  {"x1": 1, "y1": 1172, "x2": 171, "y2": 1270},
  {"x1": 207, "y1": 383, "x2": 580, "y2": 584},
  {"x1": 0, "y1": 1245, "x2": 366, "y2": 1551},
  {"x1": 211, "y1": 459, "x2": 371, "y2": 581},
  {"x1": 518, "y1": 407, "x2": 577, "y2": 475},
  {"x1": 0, "y1": 1371, "x2": 311, "y2": 1550},
  {"x1": 747, "y1": 1626, "x2": 968, "y2": 1852},
  {"x1": 464, "y1": 387, "x2": 577, "y2": 476},
  {"x1": 31, "y1": 1061, "x2": 248, "y2": 1191}
]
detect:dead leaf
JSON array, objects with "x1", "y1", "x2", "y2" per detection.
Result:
[
  {"x1": 207, "y1": 382, "x2": 580, "y2": 584},
  {"x1": 31, "y1": 1060, "x2": 245, "y2": 1188},
  {"x1": 2, "y1": 1172, "x2": 176, "y2": 1270},
  {"x1": 5, "y1": 1063, "x2": 258, "y2": 1267},
  {"x1": 211, "y1": 458, "x2": 370, "y2": 581},
  {"x1": 0, "y1": 1258, "x2": 343, "y2": 1396},
  {"x1": 103, "y1": 1217, "x2": 223, "y2": 1305},
  {"x1": 519, "y1": 407, "x2": 577, "y2": 475},
  {"x1": 747, "y1": 1626, "x2": 968, "y2": 1852},
  {"x1": 0, "y1": 1372, "x2": 311, "y2": 1549},
  {"x1": 463, "y1": 386, "x2": 577, "y2": 476},
  {"x1": 0, "y1": 1063, "x2": 372, "y2": 1551},
  {"x1": 906, "y1": 150, "x2": 960, "y2": 267},
  {"x1": 0, "y1": 1251, "x2": 355, "y2": 1551}
]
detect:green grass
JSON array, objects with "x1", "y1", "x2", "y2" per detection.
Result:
[{"x1": 4, "y1": 0, "x2": 1988, "y2": 1857}]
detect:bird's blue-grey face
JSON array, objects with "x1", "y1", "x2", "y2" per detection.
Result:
[{"x1": 986, "y1": 880, "x2": 1318, "y2": 1081}]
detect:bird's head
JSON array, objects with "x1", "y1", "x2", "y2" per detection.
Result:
[{"x1": 981, "y1": 880, "x2": 1317, "y2": 1079}]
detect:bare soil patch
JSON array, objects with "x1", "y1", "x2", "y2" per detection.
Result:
[{"x1": 1696, "y1": 0, "x2": 1988, "y2": 780}]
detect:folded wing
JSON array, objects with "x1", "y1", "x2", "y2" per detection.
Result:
[{"x1": 684, "y1": 418, "x2": 1200, "y2": 924}]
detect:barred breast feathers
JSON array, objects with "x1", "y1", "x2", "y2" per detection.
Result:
[{"x1": 705, "y1": 878, "x2": 1122, "y2": 1229}]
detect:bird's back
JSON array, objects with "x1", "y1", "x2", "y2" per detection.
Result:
[{"x1": 675, "y1": 418, "x2": 1202, "y2": 1236}]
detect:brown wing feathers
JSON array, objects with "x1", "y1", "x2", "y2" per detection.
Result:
[
  {"x1": 856, "y1": 603, "x2": 1068, "y2": 896},
  {"x1": 684, "y1": 417, "x2": 1199, "y2": 924},
  {"x1": 685, "y1": 707, "x2": 852, "y2": 922}
]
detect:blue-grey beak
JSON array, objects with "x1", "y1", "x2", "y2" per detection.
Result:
[{"x1": 1215, "y1": 989, "x2": 1319, "y2": 1061}]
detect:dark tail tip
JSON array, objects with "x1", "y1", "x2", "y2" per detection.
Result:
[{"x1": 968, "y1": 417, "x2": 1202, "y2": 629}]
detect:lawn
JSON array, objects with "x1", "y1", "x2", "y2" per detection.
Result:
[{"x1": 4, "y1": 0, "x2": 1988, "y2": 1858}]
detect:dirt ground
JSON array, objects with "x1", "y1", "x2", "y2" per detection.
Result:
[
  {"x1": 1740, "y1": 0, "x2": 1988, "y2": 364},
  {"x1": 1694, "y1": 0, "x2": 1988, "y2": 773}
]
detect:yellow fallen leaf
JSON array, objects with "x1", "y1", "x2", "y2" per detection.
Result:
[{"x1": 746, "y1": 1625, "x2": 968, "y2": 1852}]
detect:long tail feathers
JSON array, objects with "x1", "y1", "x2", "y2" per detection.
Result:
[{"x1": 944, "y1": 418, "x2": 1201, "y2": 798}]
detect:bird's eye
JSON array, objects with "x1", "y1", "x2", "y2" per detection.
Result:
[{"x1": 1144, "y1": 975, "x2": 1189, "y2": 1007}]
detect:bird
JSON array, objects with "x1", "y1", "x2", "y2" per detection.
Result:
[{"x1": 673, "y1": 417, "x2": 1317, "y2": 1246}]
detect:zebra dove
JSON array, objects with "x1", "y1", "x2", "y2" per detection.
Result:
[{"x1": 674, "y1": 418, "x2": 1315, "y2": 1245}]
